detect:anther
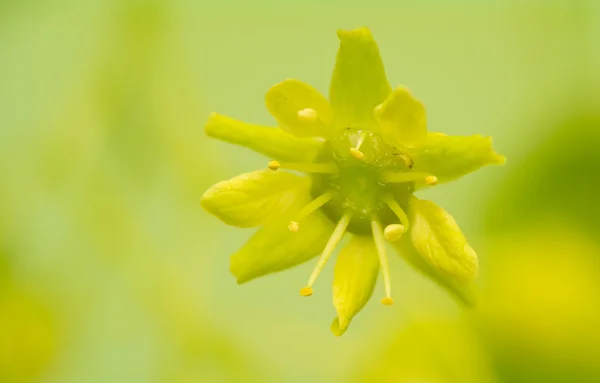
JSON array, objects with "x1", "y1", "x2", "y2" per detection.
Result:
[
  {"x1": 381, "y1": 297, "x2": 394, "y2": 306},
  {"x1": 299, "y1": 287, "x2": 313, "y2": 296},
  {"x1": 349, "y1": 148, "x2": 364, "y2": 160},
  {"x1": 268, "y1": 160, "x2": 281, "y2": 171},
  {"x1": 425, "y1": 175, "x2": 438, "y2": 185},
  {"x1": 383, "y1": 224, "x2": 405, "y2": 242},
  {"x1": 297, "y1": 108, "x2": 317, "y2": 122}
]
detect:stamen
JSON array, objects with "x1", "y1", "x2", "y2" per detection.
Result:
[
  {"x1": 349, "y1": 148, "x2": 364, "y2": 160},
  {"x1": 350, "y1": 131, "x2": 367, "y2": 160},
  {"x1": 383, "y1": 224, "x2": 405, "y2": 242},
  {"x1": 297, "y1": 108, "x2": 318, "y2": 122},
  {"x1": 267, "y1": 160, "x2": 338, "y2": 174},
  {"x1": 425, "y1": 175, "x2": 438, "y2": 185},
  {"x1": 289, "y1": 192, "x2": 333, "y2": 233},
  {"x1": 301, "y1": 213, "x2": 351, "y2": 295},
  {"x1": 268, "y1": 160, "x2": 281, "y2": 171},
  {"x1": 379, "y1": 171, "x2": 434, "y2": 184},
  {"x1": 371, "y1": 219, "x2": 394, "y2": 306},
  {"x1": 383, "y1": 197, "x2": 410, "y2": 231}
]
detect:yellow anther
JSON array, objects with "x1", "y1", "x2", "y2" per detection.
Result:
[
  {"x1": 288, "y1": 221, "x2": 299, "y2": 233},
  {"x1": 397, "y1": 153, "x2": 413, "y2": 169},
  {"x1": 381, "y1": 297, "x2": 395, "y2": 306},
  {"x1": 349, "y1": 148, "x2": 364, "y2": 160},
  {"x1": 299, "y1": 287, "x2": 313, "y2": 296},
  {"x1": 268, "y1": 160, "x2": 281, "y2": 171},
  {"x1": 425, "y1": 175, "x2": 438, "y2": 185},
  {"x1": 383, "y1": 224, "x2": 405, "y2": 242},
  {"x1": 297, "y1": 108, "x2": 317, "y2": 122}
]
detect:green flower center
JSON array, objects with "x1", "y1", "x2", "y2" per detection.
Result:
[{"x1": 310, "y1": 128, "x2": 414, "y2": 234}]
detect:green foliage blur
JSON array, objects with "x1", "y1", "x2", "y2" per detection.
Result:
[{"x1": 1, "y1": 0, "x2": 598, "y2": 382}]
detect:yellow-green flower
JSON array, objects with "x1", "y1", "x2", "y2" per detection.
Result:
[{"x1": 201, "y1": 27, "x2": 505, "y2": 336}]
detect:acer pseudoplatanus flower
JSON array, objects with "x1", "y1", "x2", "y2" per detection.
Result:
[{"x1": 201, "y1": 27, "x2": 505, "y2": 336}]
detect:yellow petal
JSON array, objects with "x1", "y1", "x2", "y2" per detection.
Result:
[
  {"x1": 329, "y1": 27, "x2": 391, "y2": 130},
  {"x1": 331, "y1": 236, "x2": 379, "y2": 336},
  {"x1": 230, "y1": 196, "x2": 335, "y2": 284},
  {"x1": 409, "y1": 197, "x2": 478, "y2": 282},
  {"x1": 408, "y1": 133, "x2": 506, "y2": 187},
  {"x1": 375, "y1": 86, "x2": 427, "y2": 148},
  {"x1": 265, "y1": 79, "x2": 335, "y2": 138},
  {"x1": 393, "y1": 238, "x2": 477, "y2": 307},
  {"x1": 201, "y1": 169, "x2": 309, "y2": 228},
  {"x1": 204, "y1": 113, "x2": 321, "y2": 162}
]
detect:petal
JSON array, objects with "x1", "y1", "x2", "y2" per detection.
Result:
[
  {"x1": 204, "y1": 113, "x2": 322, "y2": 162},
  {"x1": 375, "y1": 86, "x2": 427, "y2": 148},
  {"x1": 230, "y1": 195, "x2": 335, "y2": 283},
  {"x1": 330, "y1": 236, "x2": 379, "y2": 337},
  {"x1": 265, "y1": 79, "x2": 335, "y2": 138},
  {"x1": 409, "y1": 197, "x2": 478, "y2": 282},
  {"x1": 392, "y1": 237, "x2": 477, "y2": 307},
  {"x1": 329, "y1": 27, "x2": 391, "y2": 130},
  {"x1": 201, "y1": 169, "x2": 309, "y2": 228},
  {"x1": 409, "y1": 133, "x2": 506, "y2": 186}
]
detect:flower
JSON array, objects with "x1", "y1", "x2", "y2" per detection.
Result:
[{"x1": 201, "y1": 27, "x2": 505, "y2": 336}]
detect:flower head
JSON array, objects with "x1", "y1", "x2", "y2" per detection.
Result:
[{"x1": 201, "y1": 27, "x2": 505, "y2": 336}]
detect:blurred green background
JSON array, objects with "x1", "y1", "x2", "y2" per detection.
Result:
[{"x1": 1, "y1": 0, "x2": 599, "y2": 382}]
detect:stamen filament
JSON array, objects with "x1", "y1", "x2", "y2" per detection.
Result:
[
  {"x1": 379, "y1": 171, "x2": 434, "y2": 183},
  {"x1": 384, "y1": 197, "x2": 410, "y2": 231},
  {"x1": 371, "y1": 219, "x2": 394, "y2": 305},
  {"x1": 301, "y1": 213, "x2": 351, "y2": 295},
  {"x1": 350, "y1": 131, "x2": 368, "y2": 160},
  {"x1": 268, "y1": 160, "x2": 338, "y2": 174},
  {"x1": 289, "y1": 192, "x2": 333, "y2": 233},
  {"x1": 355, "y1": 131, "x2": 367, "y2": 150}
]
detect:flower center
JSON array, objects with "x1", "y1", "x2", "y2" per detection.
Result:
[{"x1": 310, "y1": 129, "x2": 413, "y2": 234}]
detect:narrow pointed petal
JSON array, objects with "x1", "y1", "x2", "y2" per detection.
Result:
[
  {"x1": 409, "y1": 133, "x2": 506, "y2": 186},
  {"x1": 201, "y1": 169, "x2": 309, "y2": 228},
  {"x1": 393, "y1": 237, "x2": 477, "y2": 307},
  {"x1": 329, "y1": 27, "x2": 391, "y2": 130},
  {"x1": 375, "y1": 86, "x2": 427, "y2": 148},
  {"x1": 409, "y1": 197, "x2": 478, "y2": 282},
  {"x1": 230, "y1": 196, "x2": 335, "y2": 283},
  {"x1": 265, "y1": 79, "x2": 335, "y2": 138},
  {"x1": 204, "y1": 113, "x2": 322, "y2": 162},
  {"x1": 331, "y1": 236, "x2": 379, "y2": 336}
]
